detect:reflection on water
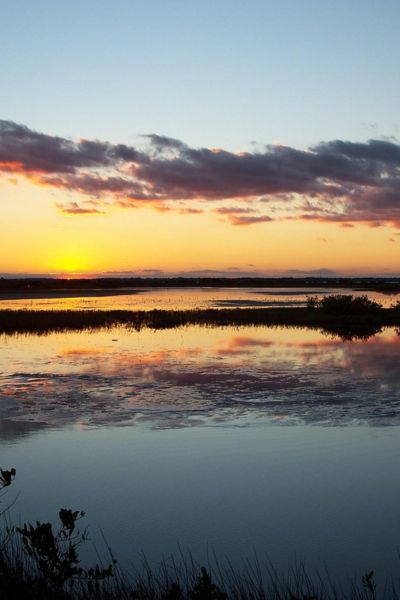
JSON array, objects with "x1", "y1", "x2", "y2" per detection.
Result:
[
  {"x1": 1, "y1": 325, "x2": 400, "y2": 440},
  {"x1": 0, "y1": 286, "x2": 398, "y2": 310},
  {"x1": 2, "y1": 325, "x2": 400, "y2": 579}
]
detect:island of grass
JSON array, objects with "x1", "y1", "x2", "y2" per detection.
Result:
[{"x1": 1, "y1": 295, "x2": 399, "y2": 340}]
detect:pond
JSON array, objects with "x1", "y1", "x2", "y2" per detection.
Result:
[
  {"x1": 1, "y1": 323, "x2": 400, "y2": 581},
  {"x1": 0, "y1": 285, "x2": 398, "y2": 310}
]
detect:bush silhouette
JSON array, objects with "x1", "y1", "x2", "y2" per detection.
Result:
[
  {"x1": 0, "y1": 468, "x2": 16, "y2": 488},
  {"x1": 392, "y1": 300, "x2": 400, "y2": 312},
  {"x1": 15, "y1": 509, "x2": 114, "y2": 589},
  {"x1": 307, "y1": 294, "x2": 382, "y2": 314},
  {"x1": 189, "y1": 566, "x2": 227, "y2": 600}
]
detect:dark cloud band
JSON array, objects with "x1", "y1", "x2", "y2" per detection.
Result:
[{"x1": 1, "y1": 120, "x2": 400, "y2": 226}]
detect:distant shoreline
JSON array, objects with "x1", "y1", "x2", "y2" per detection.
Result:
[{"x1": 0, "y1": 276, "x2": 399, "y2": 294}]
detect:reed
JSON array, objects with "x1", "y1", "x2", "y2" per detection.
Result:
[{"x1": 0, "y1": 295, "x2": 399, "y2": 340}]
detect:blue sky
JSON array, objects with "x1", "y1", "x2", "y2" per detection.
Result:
[
  {"x1": 2, "y1": 0, "x2": 399, "y2": 150},
  {"x1": 1, "y1": 1, "x2": 400, "y2": 277}
]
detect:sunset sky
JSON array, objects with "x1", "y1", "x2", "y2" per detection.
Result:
[{"x1": 1, "y1": 0, "x2": 400, "y2": 277}]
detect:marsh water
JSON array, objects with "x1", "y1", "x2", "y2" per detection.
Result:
[
  {"x1": 1, "y1": 289, "x2": 400, "y2": 580},
  {"x1": 0, "y1": 285, "x2": 398, "y2": 309}
]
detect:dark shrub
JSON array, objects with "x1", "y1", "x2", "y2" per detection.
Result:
[
  {"x1": 314, "y1": 294, "x2": 382, "y2": 314},
  {"x1": 391, "y1": 300, "x2": 400, "y2": 311}
]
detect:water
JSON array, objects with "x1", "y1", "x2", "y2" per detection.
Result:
[
  {"x1": 4, "y1": 424, "x2": 400, "y2": 579},
  {"x1": 1, "y1": 322, "x2": 400, "y2": 580},
  {"x1": 1, "y1": 326, "x2": 399, "y2": 431},
  {"x1": 0, "y1": 285, "x2": 398, "y2": 310}
]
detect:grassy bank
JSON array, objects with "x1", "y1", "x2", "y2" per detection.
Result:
[
  {"x1": 0, "y1": 546, "x2": 390, "y2": 600},
  {"x1": 0, "y1": 501, "x2": 394, "y2": 600},
  {"x1": 0, "y1": 302, "x2": 399, "y2": 339}
]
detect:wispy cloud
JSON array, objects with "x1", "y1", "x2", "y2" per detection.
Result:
[
  {"x1": 56, "y1": 201, "x2": 105, "y2": 215},
  {"x1": 2, "y1": 120, "x2": 400, "y2": 227}
]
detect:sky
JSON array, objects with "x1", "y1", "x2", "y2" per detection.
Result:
[{"x1": 1, "y1": 0, "x2": 400, "y2": 277}]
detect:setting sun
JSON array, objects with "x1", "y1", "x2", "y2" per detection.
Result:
[{"x1": 50, "y1": 250, "x2": 89, "y2": 276}]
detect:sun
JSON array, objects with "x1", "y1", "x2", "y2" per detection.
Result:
[{"x1": 49, "y1": 250, "x2": 89, "y2": 277}]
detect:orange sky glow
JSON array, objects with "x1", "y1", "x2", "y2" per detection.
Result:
[
  {"x1": 0, "y1": 117, "x2": 400, "y2": 277},
  {"x1": 1, "y1": 175, "x2": 399, "y2": 277}
]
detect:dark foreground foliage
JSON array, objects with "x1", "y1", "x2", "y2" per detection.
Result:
[
  {"x1": 1, "y1": 470, "x2": 400, "y2": 599},
  {"x1": 0, "y1": 295, "x2": 400, "y2": 340},
  {"x1": 0, "y1": 514, "x2": 395, "y2": 600}
]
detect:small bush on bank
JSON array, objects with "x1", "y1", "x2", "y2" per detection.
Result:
[{"x1": 307, "y1": 294, "x2": 382, "y2": 314}]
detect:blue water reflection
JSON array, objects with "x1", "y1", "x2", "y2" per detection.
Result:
[
  {"x1": 2, "y1": 425, "x2": 400, "y2": 580},
  {"x1": 1, "y1": 325, "x2": 400, "y2": 580}
]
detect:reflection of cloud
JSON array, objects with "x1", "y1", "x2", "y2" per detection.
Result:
[
  {"x1": 67, "y1": 347, "x2": 205, "y2": 367},
  {"x1": 0, "y1": 419, "x2": 49, "y2": 441},
  {"x1": 338, "y1": 336, "x2": 400, "y2": 383},
  {"x1": 3, "y1": 120, "x2": 400, "y2": 227},
  {"x1": 1, "y1": 329, "x2": 400, "y2": 440},
  {"x1": 58, "y1": 347, "x2": 106, "y2": 357},
  {"x1": 215, "y1": 336, "x2": 273, "y2": 355}
]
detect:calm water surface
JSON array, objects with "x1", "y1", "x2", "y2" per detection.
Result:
[
  {"x1": 0, "y1": 286, "x2": 398, "y2": 309},
  {"x1": 1, "y1": 324, "x2": 400, "y2": 579}
]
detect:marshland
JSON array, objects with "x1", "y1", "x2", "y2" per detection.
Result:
[{"x1": 1, "y1": 286, "x2": 400, "y2": 598}]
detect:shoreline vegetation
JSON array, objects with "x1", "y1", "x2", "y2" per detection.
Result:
[
  {"x1": 0, "y1": 296, "x2": 399, "y2": 339},
  {"x1": 1, "y1": 298, "x2": 400, "y2": 599},
  {"x1": 0, "y1": 472, "x2": 394, "y2": 600}
]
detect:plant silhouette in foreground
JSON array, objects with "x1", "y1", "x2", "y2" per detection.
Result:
[
  {"x1": 0, "y1": 467, "x2": 16, "y2": 521},
  {"x1": 362, "y1": 570, "x2": 377, "y2": 600},
  {"x1": 15, "y1": 509, "x2": 114, "y2": 589},
  {"x1": 189, "y1": 566, "x2": 227, "y2": 600},
  {"x1": 0, "y1": 466, "x2": 398, "y2": 599},
  {"x1": 0, "y1": 468, "x2": 16, "y2": 488}
]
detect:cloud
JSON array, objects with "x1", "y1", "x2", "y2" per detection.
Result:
[
  {"x1": 213, "y1": 206, "x2": 272, "y2": 225},
  {"x1": 56, "y1": 201, "x2": 105, "y2": 215},
  {"x1": 284, "y1": 268, "x2": 338, "y2": 277},
  {"x1": 100, "y1": 267, "x2": 268, "y2": 278},
  {"x1": 0, "y1": 120, "x2": 144, "y2": 174},
  {"x1": 2, "y1": 120, "x2": 400, "y2": 226},
  {"x1": 227, "y1": 214, "x2": 273, "y2": 226},
  {"x1": 177, "y1": 207, "x2": 204, "y2": 215}
]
